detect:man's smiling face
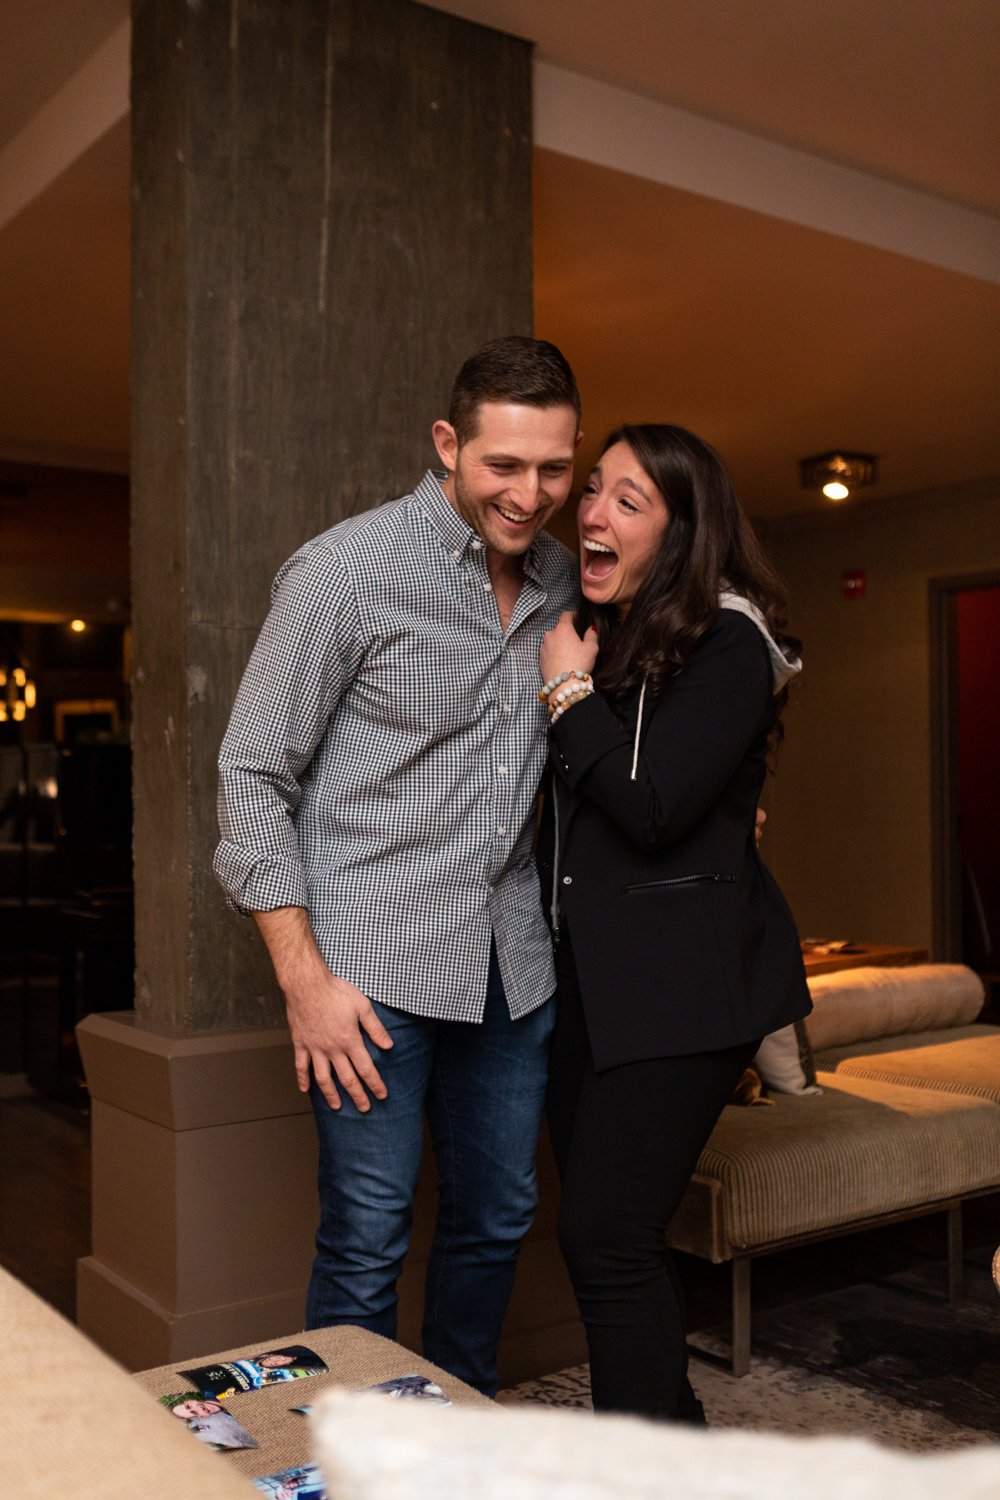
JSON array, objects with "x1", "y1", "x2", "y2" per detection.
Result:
[{"x1": 434, "y1": 401, "x2": 580, "y2": 558}]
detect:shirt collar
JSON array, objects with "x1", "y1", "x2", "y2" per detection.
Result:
[
  {"x1": 413, "y1": 469, "x2": 548, "y2": 582},
  {"x1": 413, "y1": 470, "x2": 479, "y2": 557}
]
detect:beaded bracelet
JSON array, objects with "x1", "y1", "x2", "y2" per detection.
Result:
[
  {"x1": 548, "y1": 681, "x2": 595, "y2": 723},
  {"x1": 538, "y1": 669, "x2": 591, "y2": 704}
]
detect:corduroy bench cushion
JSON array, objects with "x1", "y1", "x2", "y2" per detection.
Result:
[
  {"x1": 689, "y1": 1072, "x2": 1000, "y2": 1252},
  {"x1": 815, "y1": 1025, "x2": 1000, "y2": 1105}
]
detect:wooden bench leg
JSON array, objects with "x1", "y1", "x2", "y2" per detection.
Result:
[
  {"x1": 731, "y1": 1257, "x2": 751, "y2": 1377},
  {"x1": 947, "y1": 1202, "x2": 964, "y2": 1307}
]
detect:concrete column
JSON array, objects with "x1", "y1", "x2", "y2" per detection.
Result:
[
  {"x1": 129, "y1": 0, "x2": 533, "y2": 1039},
  {"x1": 78, "y1": 0, "x2": 582, "y2": 1377}
]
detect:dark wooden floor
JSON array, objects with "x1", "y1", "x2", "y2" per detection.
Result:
[
  {"x1": 0, "y1": 1093, "x2": 91, "y2": 1319},
  {"x1": 1, "y1": 1090, "x2": 997, "y2": 1338}
]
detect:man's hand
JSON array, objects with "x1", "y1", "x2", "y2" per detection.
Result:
[
  {"x1": 253, "y1": 907, "x2": 393, "y2": 1112},
  {"x1": 540, "y1": 610, "x2": 598, "y2": 685}
]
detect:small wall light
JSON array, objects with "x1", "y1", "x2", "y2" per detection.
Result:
[
  {"x1": 69, "y1": 618, "x2": 87, "y2": 633},
  {"x1": 799, "y1": 452, "x2": 878, "y2": 502}
]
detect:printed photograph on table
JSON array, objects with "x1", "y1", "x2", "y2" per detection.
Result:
[
  {"x1": 179, "y1": 1345, "x2": 328, "y2": 1398},
  {"x1": 365, "y1": 1372, "x2": 452, "y2": 1404},
  {"x1": 251, "y1": 1462, "x2": 327, "y2": 1498},
  {"x1": 159, "y1": 1391, "x2": 259, "y2": 1450}
]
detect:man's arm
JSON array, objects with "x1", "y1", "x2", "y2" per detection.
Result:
[
  {"x1": 215, "y1": 546, "x2": 390, "y2": 1110},
  {"x1": 254, "y1": 906, "x2": 392, "y2": 1112}
]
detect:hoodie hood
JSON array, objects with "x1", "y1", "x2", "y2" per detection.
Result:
[
  {"x1": 718, "y1": 591, "x2": 802, "y2": 694},
  {"x1": 627, "y1": 593, "x2": 800, "y2": 780}
]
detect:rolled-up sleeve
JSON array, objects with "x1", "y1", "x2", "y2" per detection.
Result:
[{"x1": 214, "y1": 543, "x2": 364, "y2": 915}]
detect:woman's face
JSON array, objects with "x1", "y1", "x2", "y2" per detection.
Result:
[{"x1": 577, "y1": 441, "x2": 670, "y2": 615}]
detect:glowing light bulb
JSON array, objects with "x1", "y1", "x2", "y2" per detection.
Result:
[
  {"x1": 70, "y1": 619, "x2": 87, "y2": 633},
  {"x1": 822, "y1": 481, "x2": 850, "y2": 501}
]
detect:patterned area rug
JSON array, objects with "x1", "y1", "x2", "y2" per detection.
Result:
[{"x1": 499, "y1": 1257, "x2": 1000, "y2": 1452}]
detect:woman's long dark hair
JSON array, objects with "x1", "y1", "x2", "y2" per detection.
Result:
[{"x1": 578, "y1": 424, "x2": 800, "y2": 736}]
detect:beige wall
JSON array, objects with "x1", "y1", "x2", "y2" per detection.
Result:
[{"x1": 760, "y1": 479, "x2": 1000, "y2": 954}]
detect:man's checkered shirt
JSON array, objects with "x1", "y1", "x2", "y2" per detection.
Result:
[{"x1": 215, "y1": 470, "x2": 577, "y2": 1022}]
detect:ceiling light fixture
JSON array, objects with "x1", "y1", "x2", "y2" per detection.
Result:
[{"x1": 799, "y1": 451, "x2": 878, "y2": 503}]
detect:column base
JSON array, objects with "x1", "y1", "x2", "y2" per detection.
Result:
[
  {"x1": 77, "y1": 1255, "x2": 310, "y2": 1372},
  {"x1": 77, "y1": 1011, "x2": 584, "y2": 1382},
  {"x1": 77, "y1": 1011, "x2": 318, "y2": 1369}
]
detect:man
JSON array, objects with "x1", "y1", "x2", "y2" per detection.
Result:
[
  {"x1": 215, "y1": 336, "x2": 581, "y2": 1396},
  {"x1": 165, "y1": 1396, "x2": 257, "y2": 1451}
]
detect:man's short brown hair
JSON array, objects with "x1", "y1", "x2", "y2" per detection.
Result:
[{"x1": 448, "y1": 335, "x2": 580, "y2": 446}]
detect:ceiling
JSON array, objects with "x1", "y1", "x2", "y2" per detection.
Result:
[
  {"x1": 535, "y1": 150, "x2": 999, "y2": 514},
  {"x1": 0, "y1": 0, "x2": 127, "y2": 149},
  {"x1": 0, "y1": 0, "x2": 997, "y2": 576},
  {"x1": 430, "y1": 0, "x2": 1000, "y2": 213}
]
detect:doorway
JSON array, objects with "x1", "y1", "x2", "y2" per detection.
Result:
[{"x1": 930, "y1": 574, "x2": 1000, "y2": 996}]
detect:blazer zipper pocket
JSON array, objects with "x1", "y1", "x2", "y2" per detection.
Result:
[{"x1": 625, "y1": 874, "x2": 736, "y2": 893}]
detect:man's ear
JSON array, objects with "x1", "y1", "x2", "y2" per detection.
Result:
[
  {"x1": 575, "y1": 429, "x2": 584, "y2": 450},
  {"x1": 432, "y1": 419, "x2": 459, "y2": 473}
]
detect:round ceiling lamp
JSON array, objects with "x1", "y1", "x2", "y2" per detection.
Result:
[{"x1": 799, "y1": 451, "x2": 878, "y2": 502}]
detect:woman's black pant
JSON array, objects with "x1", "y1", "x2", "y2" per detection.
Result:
[{"x1": 547, "y1": 932, "x2": 759, "y2": 1423}]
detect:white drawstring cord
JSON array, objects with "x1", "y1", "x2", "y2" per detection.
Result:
[
  {"x1": 550, "y1": 780, "x2": 561, "y2": 936},
  {"x1": 630, "y1": 677, "x2": 647, "y2": 782}
]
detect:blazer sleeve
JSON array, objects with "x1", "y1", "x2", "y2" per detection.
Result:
[{"x1": 549, "y1": 611, "x2": 772, "y2": 850}]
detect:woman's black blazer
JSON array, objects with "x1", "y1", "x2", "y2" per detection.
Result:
[{"x1": 539, "y1": 609, "x2": 810, "y2": 1069}]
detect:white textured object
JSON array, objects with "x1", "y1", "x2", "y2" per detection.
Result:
[
  {"x1": 311, "y1": 1389, "x2": 1000, "y2": 1500},
  {"x1": 805, "y1": 964, "x2": 984, "y2": 1053},
  {"x1": 754, "y1": 1023, "x2": 822, "y2": 1095}
]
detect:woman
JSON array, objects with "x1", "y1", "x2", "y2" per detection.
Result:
[{"x1": 538, "y1": 423, "x2": 809, "y2": 1423}]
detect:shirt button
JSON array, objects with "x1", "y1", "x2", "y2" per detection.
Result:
[
  {"x1": 482, "y1": 581, "x2": 492, "y2": 591},
  {"x1": 502, "y1": 703, "x2": 512, "y2": 714},
  {"x1": 451, "y1": 549, "x2": 460, "y2": 560},
  {"x1": 498, "y1": 765, "x2": 508, "y2": 776},
  {"x1": 562, "y1": 875, "x2": 573, "y2": 885},
  {"x1": 471, "y1": 539, "x2": 483, "y2": 550},
  {"x1": 498, "y1": 826, "x2": 507, "y2": 836}
]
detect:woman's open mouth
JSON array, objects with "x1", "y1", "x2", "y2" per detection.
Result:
[{"x1": 582, "y1": 537, "x2": 618, "y2": 581}]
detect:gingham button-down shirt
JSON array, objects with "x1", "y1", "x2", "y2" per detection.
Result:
[{"x1": 214, "y1": 470, "x2": 577, "y2": 1021}]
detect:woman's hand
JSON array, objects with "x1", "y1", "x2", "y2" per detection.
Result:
[{"x1": 540, "y1": 611, "x2": 599, "y2": 684}]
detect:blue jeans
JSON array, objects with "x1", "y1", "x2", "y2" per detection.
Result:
[{"x1": 305, "y1": 946, "x2": 554, "y2": 1396}]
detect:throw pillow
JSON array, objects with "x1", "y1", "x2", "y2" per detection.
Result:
[
  {"x1": 804, "y1": 964, "x2": 985, "y2": 1053},
  {"x1": 754, "y1": 1021, "x2": 822, "y2": 1095}
]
